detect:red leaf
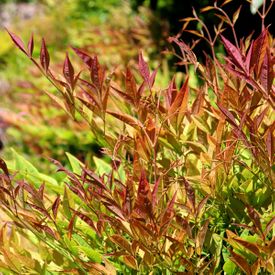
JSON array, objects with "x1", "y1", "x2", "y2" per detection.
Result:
[
  {"x1": 251, "y1": 29, "x2": 268, "y2": 77},
  {"x1": 72, "y1": 46, "x2": 92, "y2": 68},
  {"x1": 52, "y1": 195, "x2": 61, "y2": 219},
  {"x1": 27, "y1": 33, "x2": 34, "y2": 57},
  {"x1": 133, "y1": 171, "x2": 153, "y2": 219},
  {"x1": 138, "y1": 51, "x2": 150, "y2": 87},
  {"x1": 6, "y1": 29, "x2": 27, "y2": 55},
  {"x1": 40, "y1": 38, "x2": 50, "y2": 72},
  {"x1": 33, "y1": 223, "x2": 58, "y2": 239},
  {"x1": 218, "y1": 104, "x2": 238, "y2": 128},
  {"x1": 90, "y1": 56, "x2": 101, "y2": 89},
  {"x1": 125, "y1": 68, "x2": 138, "y2": 104},
  {"x1": 63, "y1": 53, "x2": 75, "y2": 88},
  {"x1": 260, "y1": 49, "x2": 273, "y2": 93},
  {"x1": 149, "y1": 67, "x2": 158, "y2": 88},
  {"x1": 67, "y1": 213, "x2": 76, "y2": 239},
  {"x1": 221, "y1": 35, "x2": 245, "y2": 72}
]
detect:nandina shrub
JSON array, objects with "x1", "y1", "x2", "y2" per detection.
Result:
[{"x1": 0, "y1": 0, "x2": 274, "y2": 274}]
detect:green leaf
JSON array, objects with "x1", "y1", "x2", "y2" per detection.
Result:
[
  {"x1": 223, "y1": 258, "x2": 237, "y2": 274},
  {"x1": 66, "y1": 152, "x2": 84, "y2": 174},
  {"x1": 93, "y1": 156, "x2": 112, "y2": 176},
  {"x1": 78, "y1": 246, "x2": 102, "y2": 263}
]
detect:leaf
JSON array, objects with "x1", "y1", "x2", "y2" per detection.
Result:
[
  {"x1": 229, "y1": 249, "x2": 251, "y2": 274},
  {"x1": 74, "y1": 211, "x2": 98, "y2": 233},
  {"x1": 152, "y1": 177, "x2": 161, "y2": 208},
  {"x1": 264, "y1": 216, "x2": 275, "y2": 236},
  {"x1": 196, "y1": 219, "x2": 209, "y2": 254},
  {"x1": 168, "y1": 76, "x2": 189, "y2": 124},
  {"x1": 27, "y1": 33, "x2": 34, "y2": 57},
  {"x1": 246, "y1": 205, "x2": 262, "y2": 234},
  {"x1": 79, "y1": 246, "x2": 102, "y2": 263},
  {"x1": 196, "y1": 195, "x2": 210, "y2": 218},
  {"x1": 0, "y1": 158, "x2": 9, "y2": 177},
  {"x1": 110, "y1": 234, "x2": 132, "y2": 254},
  {"x1": 251, "y1": 29, "x2": 268, "y2": 77},
  {"x1": 192, "y1": 115, "x2": 211, "y2": 133},
  {"x1": 260, "y1": 49, "x2": 273, "y2": 93},
  {"x1": 123, "y1": 255, "x2": 138, "y2": 270},
  {"x1": 107, "y1": 110, "x2": 142, "y2": 129},
  {"x1": 138, "y1": 51, "x2": 150, "y2": 87},
  {"x1": 233, "y1": 6, "x2": 242, "y2": 25},
  {"x1": 160, "y1": 191, "x2": 177, "y2": 234},
  {"x1": 63, "y1": 53, "x2": 75, "y2": 88},
  {"x1": 232, "y1": 237, "x2": 260, "y2": 256},
  {"x1": 93, "y1": 156, "x2": 112, "y2": 176},
  {"x1": 265, "y1": 127, "x2": 273, "y2": 164},
  {"x1": 221, "y1": 35, "x2": 245, "y2": 71},
  {"x1": 52, "y1": 195, "x2": 61, "y2": 219},
  {"x1": 90, "y1": 56, "x2": 101, "y2": 89},
  {"x1": 40, "y1": 38, "x2": 50, "y2": 72},
  {"x1": 200, "y1": 6, "x2": 214, "y2": 12},
  {"x1": 6, "y1": 29, "x2": 27, "y2": 55},
  {"x1": 72, "y1": 46, "x2": 92, "y2": 68},
  {"x1": 133, "y1": 171, "x2": 153, "y2": 219},
  {"x1": 66, "y1": 152, "x2": 84, "y2": 175},
  {"x1": 125, "y1": 67, "x2": 138, "y2": 103},
  {"x1": 218, "y1": 104, "x2": 238, "y2": 128},
  {"x1": 183, "y1": 178, "x2": 195, "y2": 212}
]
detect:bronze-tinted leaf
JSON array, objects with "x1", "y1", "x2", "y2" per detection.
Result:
[
  {"x1": 247, "y1": 205, "x2": 262, "y2": 234},
  {"x1": 183, "y1": 178, "x2": 195, "y2": 212},
  {"x1": 0, "y1": 158, "x2": 9, "y2": 177},
  {"x1": 233, "y1": 237, "x2": 260, "y2": 256},
  {"x1": 229, "y1": 249, "x2": 251, "y2": 274},
  {"x1": 123, "y1": 255, "x2": 138, "y2": 270},
  {"x1": 107, "y1": 111, "x2": 142, "y2": 129},
  {"x1": 110, "y1": 234, "x2": 132, "y2": 254},
  {"x1": 264, "y1": 216, "x2": 275, "y2": 236},
  {"x1": 160, "y1": 191, "x2": 177, "y2": 234}
]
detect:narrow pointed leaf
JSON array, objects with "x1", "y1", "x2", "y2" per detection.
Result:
[
  {"x1": 40, "y1": 38, "x2": 50, "y2": 72},
  {"x1": 6, "y1": 29, "x2": 27, "y2": 55}
]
